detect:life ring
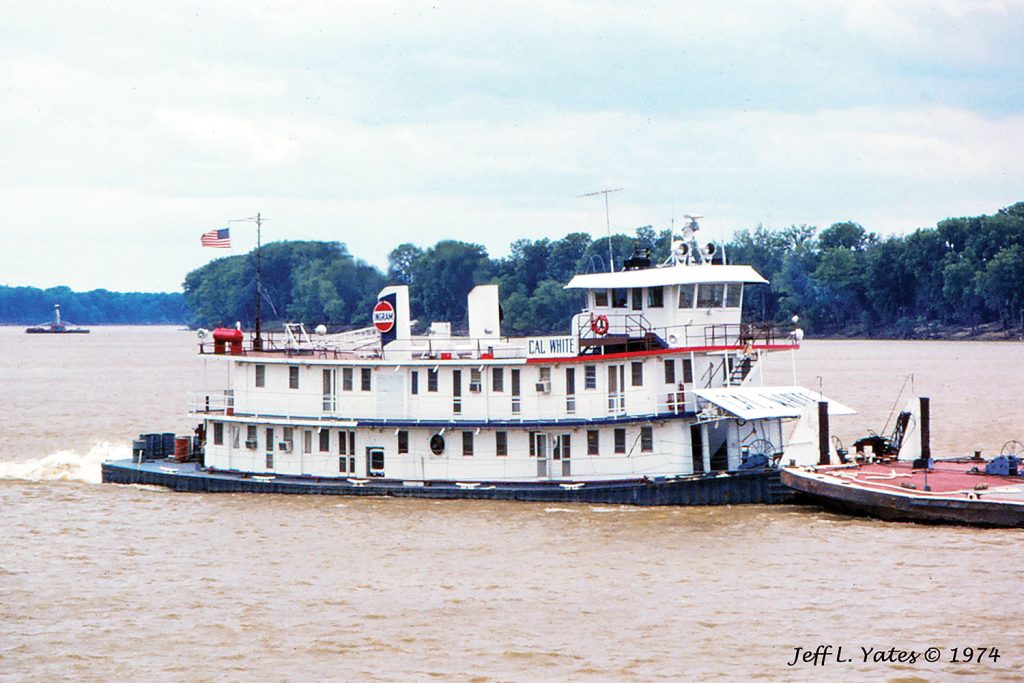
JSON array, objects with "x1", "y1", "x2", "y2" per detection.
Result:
[{"x1": 591, "y1": 315, "x2": 609, "y2": 336}]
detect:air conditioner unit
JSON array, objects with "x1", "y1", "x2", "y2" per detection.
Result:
[
  {"x1": 469, "y1": 381, "x2": 482, "y2": 393},
  {"x1": 535, "y1": 380, "x2": 551, "y2": 393},
  {"x1": 245, "y1": 439, "x2": 258, "y2": 450},
  {"x1": 278, "y1": 440, "x2": 293, "y2": 452}
]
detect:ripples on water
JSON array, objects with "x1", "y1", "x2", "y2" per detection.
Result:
[{"x1": 1, "y1": 327, "x2": 1022, "y2": 681}]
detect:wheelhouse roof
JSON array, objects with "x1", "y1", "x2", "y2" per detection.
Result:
[{"x1": 564, "y1": 264, "x2": 768, "y2": 290}]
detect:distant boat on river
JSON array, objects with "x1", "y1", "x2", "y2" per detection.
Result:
[{"x1": 25, "y1": 304, "x2": 90, "y2": 334}]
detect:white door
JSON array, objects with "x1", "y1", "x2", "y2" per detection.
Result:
[
  {"x1": 534, "y1": 433, "x2": 549, "y2": 477},
  {"x1": 607, "y1": 364, "x2": 625, "y2": 414}
]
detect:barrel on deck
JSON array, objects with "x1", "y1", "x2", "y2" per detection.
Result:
[{"x1": 174, "y1": 437, "x2": 190, "y2": 461}]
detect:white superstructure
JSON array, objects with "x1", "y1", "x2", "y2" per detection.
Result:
[{"x1": 194, "y1": 237, "x2": 835, "y2": 484}]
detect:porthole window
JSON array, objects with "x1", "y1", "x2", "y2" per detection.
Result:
[{"x1": 430, "y1": 434, "x2": 446, "y2": 455}]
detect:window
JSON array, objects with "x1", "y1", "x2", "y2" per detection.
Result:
[
  {"x1": 469, "y1": 368, "x2": 482, "y2": 392},
  {"x1": 492, "y1": 367, "x2": 504, "y2": 392},
  {"x1": 725, "y1": 283, "x2": 742, "y2": 308},
  {"x1": 289, "y1": 366, "x2": 300, "y2": 389},
  {"x1": 452, "y1": 369, "x2": 462, "y2": 414},
  {"x1": 213, "y1": 422, "x2": 224, "y2": 445},
  {"x1": 322, "y1": 369, "x2": 336, "y2": 411},
  {"x1": 696, "y1": 283, "x2": 725, "y2": 308},
  {"x1": 283, "y1": 427, "x2": 293, "y2": 448},
  {"x1": 343, "y1": 367, "x2": 353, "y2": 391},
  {"x1": 265, "y1": 427, "x2": 274, "y2": 452},
  {"x1": 303, "y1": 430, "x2": 312, "y2": 454},
  {"x1": 682, "y1": 358, "x2": 693, "y2": 384},
  {"x1": 614, "y1": 428, "x2": 626, "y2": 454},
  {"x1": 647, "y1": 287, "x2": 664, "y2": 308},
  {"x1": 511, "y1": 369, "x2": 521, "y2": 414},
  {"x1": 428, "y1": 368, "x2": 439, "y2": 392},
  {"x1": 247, "y1": 425, "x2": 258, "y2": 449},
  {"x1": 565, "y1": 367, "x2": 576, "y2": 414},
  {"x1": 537, "y1": 366, "x2": 551, "y2": 392},
  {"x1": 678, "y1": 284, "x2": 696, "y2": 308},
  {"x1": 338, "y1": 430, "x2": 356, "y2": 457},
  {"x1": 361, "y1": 367, "x2": 372, "y2": 391},
  {"x1": 266, "y1": 453, "x2": 274, "y2": 469},
  {"x1": 255, "y1": 364, "x2": 266, "y2": 387},
  {"x1": 496, "y1": 431, "x2": 508, "y2": 456},
  {"x1": 411, "y1": 370, "x2": 419, "y2": 395},
  {"x1": 319, "y1": 429, "x2": 330, "y2": 452},
  {"x1": 398, "y1": 430, "x2": 409, "y2": 454},
  {"x1": 594, "y1": 290, "x2": 609, "y2": 307},
  {"x1": 641, "y1": 426, "x2": 654, "y2": 452},
  {"x1": 529, "y1": 431, "x2": 537, "y2": 456},
  {"x1": 664, "y1": 359, "x2": 676, "y2": 384},
  {"x1": 611, "y1": 288, "x2": 628, "y2": 308},
  {"x1": 631, "y1": 287, "x2": 643, "y2": 310},
  {"x1": 631, "y1": 361, "x2": 644, "y2": 387},
  {"x1": 462, "y1": 431, "x2": 474, "y2": 456},
  {"x1": 587, "y1": 430, "x2": 599, "y2": 455},
  {"x1": 230, "y1": 425, "x2": 240, "y2": 448},
  {"x1": 584, "y1": 365, "x2": 597, "y2": 390}
]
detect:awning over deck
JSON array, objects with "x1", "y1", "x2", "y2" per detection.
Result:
[{"x1": 694, "y1": 386, "x2": 856, "y2": 421}]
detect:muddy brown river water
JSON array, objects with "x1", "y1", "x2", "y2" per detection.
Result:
[{"x1": 1, "y1": 327, "x2": 1022, "y2": 681}]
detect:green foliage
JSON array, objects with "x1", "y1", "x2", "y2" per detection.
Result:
[
  {"x1": 406, "y1": 240, "x2": 492, "y2": 327},
  {"x1": 183, "y1": 241, "x2": 385, "y2": 328},
  {"x1": 0, "y1": 285, "x2": 186, "y2": 324},
  {"x1": 172, "y1": 201, "x2": 1024, "y2": 338}
]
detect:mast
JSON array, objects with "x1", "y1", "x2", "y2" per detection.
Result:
[
  {"x1": 254, "y1": 212, "x2": 262, "y2": 351},
  {"x1": 228, "y1": 212, "x2": 265, "y2": 350},
  {"x1": 579, "y1": 188, "x2": 623, "y2": 272}
]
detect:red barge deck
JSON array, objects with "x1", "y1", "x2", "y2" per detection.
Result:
[{"x1": 782, "y1": 460, "x2": 1024, "y2": 527}]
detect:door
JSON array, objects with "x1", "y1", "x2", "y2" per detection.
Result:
[
  {"x1": 690, "y1": 424, "x2": 705, "y2": 474},
  {"x1": 553, "y1": 434, "x2": 571, "y2": 477},
  {"x1": 534, "y1": 433, "x2": 548, "y2": 477},
  {"x1": 607, "y1": 364, "x2": 625, "y2": 414}
]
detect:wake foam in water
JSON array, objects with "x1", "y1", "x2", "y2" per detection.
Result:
[{"x1": 0, "y1": 442, "x2": 130, "y2": 484}]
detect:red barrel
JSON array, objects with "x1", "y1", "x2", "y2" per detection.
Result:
[{"x1": 174, "y1": 437, "x2": 190, "y2": 461}]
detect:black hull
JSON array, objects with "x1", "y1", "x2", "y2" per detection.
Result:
[
  {"x1": 103, "y1": 459, "x2": 794, "y2": 506},
  {"x1": 25, "y1": 329, "x2": 90, "y2": 334},
  {"x1": 780, "y1": 469, "x2": 1024, "y2": 528}
]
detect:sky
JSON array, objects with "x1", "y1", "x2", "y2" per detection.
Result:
[{"x1": 2, "y1": 0, "x2": 1023, "y2": 293}]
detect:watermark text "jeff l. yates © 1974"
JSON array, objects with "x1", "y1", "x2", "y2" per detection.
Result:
[{"x1": 787, "y1": 645, "x2": 1002, "y2": 667}]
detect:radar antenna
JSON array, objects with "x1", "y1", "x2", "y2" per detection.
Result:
[{"x1": 579, "y1": 187, "x2": 623, "y2": 272}]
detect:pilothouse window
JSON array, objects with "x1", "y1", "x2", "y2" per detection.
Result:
[
  {"x1": 594, "y1": 290, "x2": 609, "y2": 307},
  {"x1": 697, "y1": 284, "x2": 726, "y2": 308},
  {"x1": 725, "y1": 283, "x2": 742, "y2": 308},
  {"x1": 678, "y1": 284, "x2": 696, "y2": 308},
  {"x1": 612, "y1": 288, "x2": 628, "y2": 308}
]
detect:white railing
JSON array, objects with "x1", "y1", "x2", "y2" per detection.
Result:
[{"x1": 189, "y1": 386, "x2": 702, "y2": 423}]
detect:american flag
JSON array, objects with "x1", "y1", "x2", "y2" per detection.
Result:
[{"x1": 201, "y1": 228, "x2": 231, "y2": 248}]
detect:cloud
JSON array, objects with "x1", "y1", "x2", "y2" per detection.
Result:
[{"x1": 0, "y1": 1, "x2": 1021, "y2": 291}]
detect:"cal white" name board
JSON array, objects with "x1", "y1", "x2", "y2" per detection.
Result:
[{"x1": 526, "y1": 336, "x2": 578, "y2": 357}]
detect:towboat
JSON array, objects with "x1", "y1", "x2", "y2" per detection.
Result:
[
  {"x1": 104, "y1": 219, "x2": 849, "y2": 505},
  {"x1": 25, "y1": 304, "x2": 89, "y2": 334}
]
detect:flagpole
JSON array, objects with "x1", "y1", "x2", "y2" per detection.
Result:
[
  {"x1": 228, "y1": 213, "x2": 264, "y2": 351},
  {"x1": 255, "y1": 212, "x2": 262, "y2": 351}
]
